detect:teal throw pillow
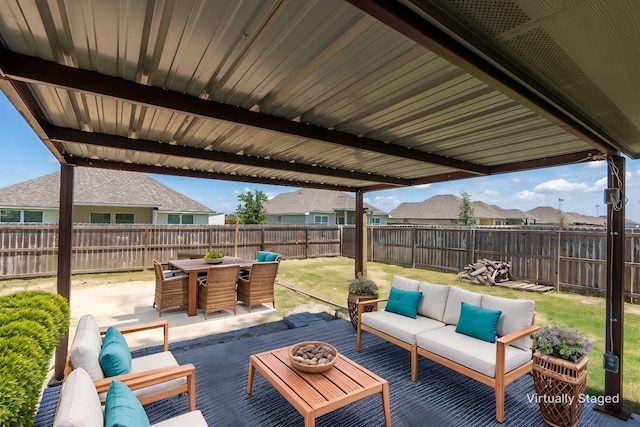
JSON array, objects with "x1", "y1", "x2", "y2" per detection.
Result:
[
  {"x1": 105, "y1": 380, "x2": 151, "y2": 427},
  {"x1": 99, "y1": 327, "x2": 132, "y2": 376},
  {"x1": 257, "y1": 251, "x2": 269, "y2": 262},
  {"x1": 265, "y1": 252, "x2": 278, "y2": 262},
  {"x1": 384, "y1": 287, "x2": 423, "y2": 319},
  {"x1": 455, "y1": 302, "x2": 502, "y2": 343}
]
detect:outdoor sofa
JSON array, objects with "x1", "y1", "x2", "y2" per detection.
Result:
[
  {"x1": 356, "y1": 276, "x2": 539, "y2": 423},
  {"x1": 53, "y1": 367, "x2": 206, "y2": 426},
  {"x1": 66, "y1": 314, "x2": 196, "y2": 409}
]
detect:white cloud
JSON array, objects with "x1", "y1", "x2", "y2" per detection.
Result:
[
  {"x1": 484, "y1": 190, "x2": 499, "y2": 197},
  {"x1": 372, "y1": 195, "x2": 400, "y2": 211},
  {"x1": 411, "y1": 184, "x2": 432, "y2": 190},
  {"x1": 587, "y1": 160, "x2": 606, "y2": 168},
  {"x1": 511, "y1": 177, "x2": 521, "y2": 183},
  {"x1": 513, "y1": 190, "x2": 545, "y2": 201},
  {"x1": 533, "y1": 178, "x2": 588, "y2": 192}
]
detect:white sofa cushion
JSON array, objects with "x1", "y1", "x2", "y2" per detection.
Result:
[
  {"x1": 417, "y1": 282, "x2": 450, "y2": 321},
  {"x1": 53, "y1": 368, "x2": 104, "y2": 427},
  {"x1": 416, "y1": 325, "x2": 533, "y2": 378},
  {"x1": 442, "y1": 287, "x2": 482, "y2": 325},
  {"x1": 362, "y1": 310, "x2": 445, "y2": 345},
  {"x1": 152, "y1": 410, "x2": 208, "y2": 427},
  {"x1": 482, "y1": 294, "x2": 535, "y2": 351},
  {"x1": 70, "y1": 315, "x2": 105, "y2": 381},
  {"x1": 391, "y1": 276, "x2": 421, "y2": 292},
  {"x1": 129, "y1": 352, "x2": 187, "y2": 398}
]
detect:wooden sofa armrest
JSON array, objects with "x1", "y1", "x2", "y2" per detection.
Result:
[
  {"x1": 100, "y1": 320, "x2": 169, "y2": 352},
  {"x1": 93, "y1": 364, "x2": 196, "y2": 395},
  {"x1": 496, "y1": 324, "x2": 541, "y2": 347},
  {"x1": 495, "y1": 324, "x2": 541, "y2": 379},
  {"x1": 356, "y1": 298, "x2": 388, "y2": 315}
]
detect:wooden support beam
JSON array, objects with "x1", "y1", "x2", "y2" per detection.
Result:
[{"x1": 53, "y1": 164, "x2": 74, "y2": 383}]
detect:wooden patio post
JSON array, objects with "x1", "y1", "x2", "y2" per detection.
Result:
[
  {"x1": 52, "y1": 164, "x2": 74, "y2": 383},
  {"x1": 595, "y1": 154, "x2": 631, "y2": 420}
]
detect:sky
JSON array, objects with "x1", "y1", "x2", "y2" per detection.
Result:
[{"x1": 2, "y1": 92, "x2": 640, "y2": 221}]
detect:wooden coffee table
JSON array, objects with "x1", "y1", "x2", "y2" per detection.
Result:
[{"x1": 247, "y1": 345, "x2": 391, "y2": 427}]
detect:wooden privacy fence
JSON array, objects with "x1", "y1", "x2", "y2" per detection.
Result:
[
  {"x1": 2, "y1": 223, "x2": 640, "y2": 301},
  {"x1": 343, "y1": 225, "x2": 640, "y2": 301},
  {"x1": 0, "y1": 223, "x2": 341, "y2": 279}
]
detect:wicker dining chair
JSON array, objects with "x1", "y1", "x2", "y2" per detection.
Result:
[
  {"x1": 236, "y1": 261, "x2": 280, "y2": 312},
  {"x1": 197, "y1": 264, "x2": 240, "y2": 319},
  {"x1": 152, "y1": 260, "x2": 189, "y2": 316}
]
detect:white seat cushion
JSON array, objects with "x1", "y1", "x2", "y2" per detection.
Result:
[
  {"x1": 416, "y1": 325, "x2": 532, "y2": 378},
  {"x1": 416, "y1": 282, "x2": 450, "y2": 322},
  {"x1": 130, "y1": 352, "x2": 187, "y2": 398},
  {"x1": 482, "y1": 294, "x2": 535, "y2": 351},
  {"x1": 70, "y1": 315, "x2": 105, "y2": 381},
  {"x1": 362, "y1": 310, "x2": 445, "y2": 345},
  {"x1": 152, "y1": 410, "x2": 208, "y2": 427},
  {"x1": 53, "y1": 368, "x2": 104, "y2": 427}
]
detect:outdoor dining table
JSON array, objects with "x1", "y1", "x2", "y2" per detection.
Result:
[{"x1": 168, "y1": 256, "x2": 255, "y2": 316}]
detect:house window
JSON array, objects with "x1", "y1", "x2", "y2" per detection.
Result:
[
  {"x1": 1, "y1": 210, "x2": 20, "y2": 222},
  {"x1": 369, "y1": 217, "x2": 381, "y2": 225},
  {"x1": 168, "y1": 214, "x2": 193, "y2": 224},
  {"x1": 277, "y1": 216, "x2": 283, "y2": 223},
  {"x1": 23, "y1": 211, "x2": 43, "y2": 223},
  {"x1": 91, "y1": 213, "x2": 111, "y2": 223},
  {"x1": 116, "y1": 213, "x2": 134, "y2": 224},
  {"x1": 337, "y1": 217, "x2": 345, "y2": 224},
  {"x1": 314, "y1": 215, "x2": 329, "y2": 224}
]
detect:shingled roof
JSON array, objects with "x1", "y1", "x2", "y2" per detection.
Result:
[
  {"x1": 0, "y1": 167, "x2": 214, "y2": 214},
  {"x1": 264, "y1": 188, "x2": 386, "y2": 215}
]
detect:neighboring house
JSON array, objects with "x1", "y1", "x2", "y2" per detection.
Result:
[
  {"x1": 388, "y1": 194, "x2": 531, "y2": 225},
  {"x1": 0, "y1": 167, "x2": 216, "y2": 224},
  {"x1": 526, "y1": 207, "x2": 605, "y2": 226},
  {"x1": 264, "y1": 188, "x2": 388, "y2": 225}
]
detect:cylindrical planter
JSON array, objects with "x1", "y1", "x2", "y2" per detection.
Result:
[
  {"x1": 347, "y1": 293, "x2": 377, "y2": 330},
  {"x1": 532, "y1": 352, "x2": 589, "y2": 427}
]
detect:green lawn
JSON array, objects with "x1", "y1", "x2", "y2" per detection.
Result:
[{"x1": 276, "y1": 256, "x2": 640, "y2": 414}]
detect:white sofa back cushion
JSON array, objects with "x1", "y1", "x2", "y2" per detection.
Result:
[
  {"x1": 69, "y1": 314, "x2": 105, "y2": 381},
  {"x1": 53, "y1": 368, "x2": 104, "y2": 427},
  {"x1": 442, "y1": 287, "x2": 482, "y2": 325},
  {"x1": 417, "y1": 282, "x2": 450, "y2": 322},
  {"x1": 482, "y1": 294, "x2": 535, "y2": 351},
  {"x1": 391, "y1": 276, "x2": 421, "y2": 292}
]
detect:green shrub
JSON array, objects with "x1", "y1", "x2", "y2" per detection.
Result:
[{"x1": 0, "y1": 291, "x2": 70, "y2": 427}]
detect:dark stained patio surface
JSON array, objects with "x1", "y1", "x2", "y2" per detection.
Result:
[{"x1": 34, "y1": 313, "x2": 636, "y2": 426}]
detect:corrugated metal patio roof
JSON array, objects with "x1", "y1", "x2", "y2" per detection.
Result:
[{"x1": 1, "y1": 0, "x2": 637, "y2": 194}]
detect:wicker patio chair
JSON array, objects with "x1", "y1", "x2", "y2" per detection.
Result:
[
  {"x1": 236, "y1": 260, "x2": 279, "y2": 312},
  {"x1": 197, "y1": 264, "x2": 240, "y2": 319},
  {"x1": 152, "y1": 260, "x2": 189, "y2": 316}
]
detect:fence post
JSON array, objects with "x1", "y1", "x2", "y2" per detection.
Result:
[
  {"x1": 555, "y1": 230, "x2": 561, "y2": 292},
  {"x1": 411, "y1": 227, "x2": 416, "y2": 268},
  {"x1": 469, "y1": 228, "x2": 476, "y2": 266}
]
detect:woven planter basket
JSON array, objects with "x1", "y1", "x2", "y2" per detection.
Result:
[
  {"x1": 532, "y1": 352, "x2": 589, "y2": 427},
  {"x1": 347, "y1": 293, "x2": 377, "y2": 330}
]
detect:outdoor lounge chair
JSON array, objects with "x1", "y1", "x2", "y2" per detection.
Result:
[
  {"x1": 198, "y1": 264, "x2": 240, "y2": 318},
  {"x1": 236, "y1": 260, "x2": 279, "y2": 312},
  {"x1": 53, "y1": 367, "x2": 207, "y2": 427},
  {"x1": 66, "y1": 314, "x2": 196, "y2": 409},
  {"x1": 153, "y1": 259, "x2": 189, "y2": 316}
]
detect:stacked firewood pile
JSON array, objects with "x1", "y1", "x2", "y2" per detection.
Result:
[{"x1": 458, "y1": 259, "x2": 514, "y2": 286}]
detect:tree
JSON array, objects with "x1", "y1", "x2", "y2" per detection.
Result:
[
  {"x1": 458, "y1": 191, "x2": 475, "y2": 226},
  {"x1": 235, "y1": 190, "x2": 268, "y2": 224}
]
